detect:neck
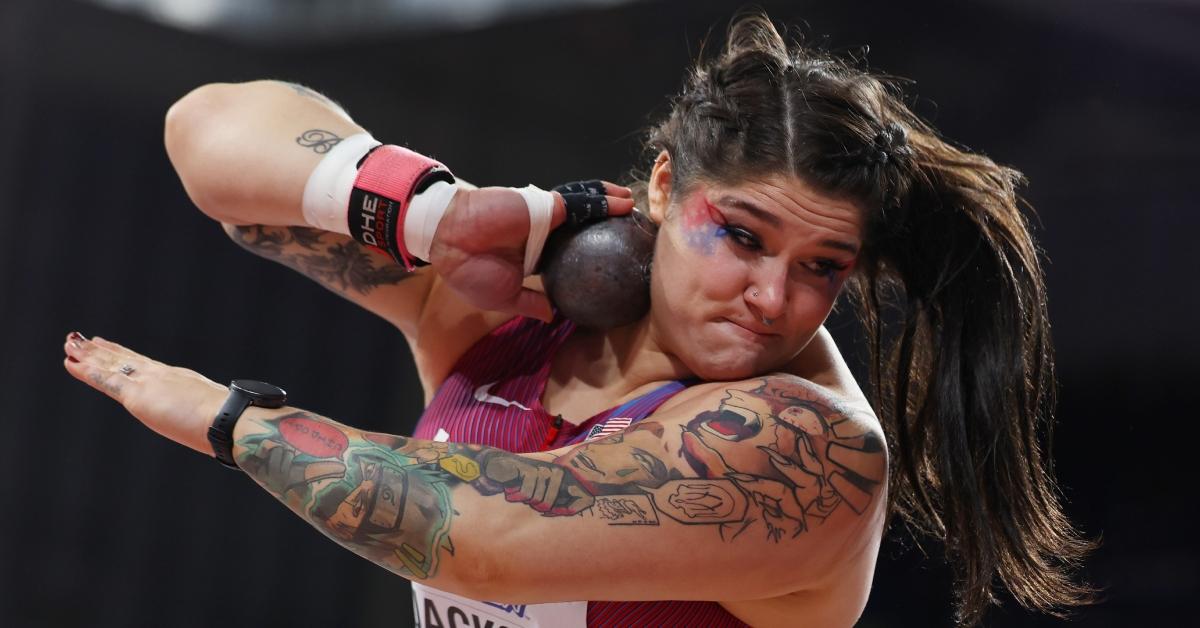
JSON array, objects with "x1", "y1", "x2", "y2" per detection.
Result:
[{"x1": 557, "y1": 316, "x2": 691, "y2": 400}]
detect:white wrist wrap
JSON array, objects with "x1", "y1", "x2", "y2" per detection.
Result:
[
  {"x1": 515, "y1": 185, "x2": 556, "y2": 276},
  {"x1": 306, "y1": 138, "x2": 553, "y2": 275},
  {"x1": 404, "y1": 179, "x2": 459, "y2": 263},
  {"x1": 300, "y1": 132, "x2": 381, "y2": 234}
]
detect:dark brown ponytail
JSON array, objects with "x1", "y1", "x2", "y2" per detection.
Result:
[
  {"x1": 635, "y1": 12, "x2": 1095, "y2": 624},
  {"x1": 848, "y1": 124, "x2": 1096, "y2": 624}
]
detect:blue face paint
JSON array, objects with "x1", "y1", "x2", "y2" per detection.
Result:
[
  {"x1": 685, "y1": 224, "x2": 724, "y2": 255},
  {"x1": 680, "y1": 197, "x2": 725, "y2": 256}
]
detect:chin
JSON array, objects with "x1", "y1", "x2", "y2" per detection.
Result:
[{"x1": 683, "y1": 349, "x2": 774, "y2": 382}]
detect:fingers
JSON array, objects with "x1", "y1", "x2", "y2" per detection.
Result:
[
  {"x1": 600, "y1": 181, "x2": 633, "y2": 199},
  {"x1": 553, "y1": 180, "x2": 632, "y2": 199},
  {"x1": 550, "y1": 181, "x2": 636, "y2": 229},
  {"x1": 63, "y1": 332, "x2": 135, "y2": 401},
  {"x1": 606, "y1": 195, "x2": 635, "y2": 216},
  {"x1": 548, "y1": 193, "x2": 635, "y2": 230}
]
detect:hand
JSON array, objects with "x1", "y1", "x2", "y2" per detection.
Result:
[
  {"x1": 63, "y1": 332, "x2": 230, "y2": 456},
  {"x1": 430, "y1": 181, "x2": 634, "y2": 322}
]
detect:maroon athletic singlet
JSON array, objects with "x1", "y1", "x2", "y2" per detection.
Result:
[{"x1": 413, "y1": 314, "x2": 749, "y2": 627}]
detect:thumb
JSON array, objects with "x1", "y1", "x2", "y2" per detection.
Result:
[{"x1": 509, "y1": 288, "x2": 555, "y2": 323}]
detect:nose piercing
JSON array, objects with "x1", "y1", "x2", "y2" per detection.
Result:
[{"x1": 751, "y1": 290, "x2": 773, "y2": 324}]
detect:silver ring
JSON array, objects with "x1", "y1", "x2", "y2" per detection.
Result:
[
  {"x1": 119, "y1": 364, "x2": 136, "y2": 376},
  {"x1": 753, "y1": 290, "x2": 759, "y2": 298}
]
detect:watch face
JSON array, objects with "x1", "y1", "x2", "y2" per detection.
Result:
[{"x1": 231, "y1": 379, "x2": 287, "y2": 401}]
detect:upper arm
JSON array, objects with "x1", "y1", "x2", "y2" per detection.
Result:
[{"x1": 442, "y1": 375, "x2": 888, "y2": 603}]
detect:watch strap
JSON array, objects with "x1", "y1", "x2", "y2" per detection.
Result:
[{"x1": 209, "y1": 392, "x2": 253, "y2": 469}]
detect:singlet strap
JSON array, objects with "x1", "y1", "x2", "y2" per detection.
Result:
[{"x1": 564, "y1": 377, "x2": 700, "y2": 446}]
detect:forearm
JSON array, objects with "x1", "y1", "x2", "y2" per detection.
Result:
[
  {"x1": 164, "y1": 80, "x2": 366, "y2": 226},
  {"x1": 230, "y1": 407, "x2": 586, "y2": 592}
]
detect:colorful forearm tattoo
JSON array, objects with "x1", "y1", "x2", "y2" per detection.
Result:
[{"x1": 234, "y1": 377, "x2": 885, "y2": 580}]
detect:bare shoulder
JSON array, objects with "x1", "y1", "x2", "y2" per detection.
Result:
[
  {"x1": 661, "y1": 372, "x2": 882, "y2": 444},
  {"x1": 683, "y1": 375, "x2": 888, "y2": 620},
  {"x1": 659, "y1": 374, "x2": 886, "y2": 496}
]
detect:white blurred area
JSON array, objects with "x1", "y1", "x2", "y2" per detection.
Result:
[{"x1": 85, "y1": 0, "x2": 639, "y2": 42}]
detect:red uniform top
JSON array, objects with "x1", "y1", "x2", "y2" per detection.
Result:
[{"x1": 414, "y1": 314, "x2": 748, "y2": 627}]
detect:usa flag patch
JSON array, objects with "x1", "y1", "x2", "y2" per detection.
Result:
[{"x1": 585, "y1": 417, "x2": 633, "y2": 441}]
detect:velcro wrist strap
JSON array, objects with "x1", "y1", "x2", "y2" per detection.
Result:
[{"x1": 348, "y1": 145, "x2": 453, "y2": 269}]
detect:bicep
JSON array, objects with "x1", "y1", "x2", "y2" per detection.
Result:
[
  {"x1": 435, "y1": 376, "x2": 888, "y2": 603},
  {"x1": 223, "y1": 223, "x2": 434, "y2": 338}
]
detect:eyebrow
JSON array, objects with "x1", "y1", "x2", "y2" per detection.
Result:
[{"x1": 716, "y1": 195, "x2": 861, "y2": 255}]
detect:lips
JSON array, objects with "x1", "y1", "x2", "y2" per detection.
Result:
[{"x1": 721, "y1": 318, "x2": 778, "y2": 339}]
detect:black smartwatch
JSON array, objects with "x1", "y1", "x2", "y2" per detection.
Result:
[{"x1": 208, "y1": 379, "x2": 288, "y2": 469}]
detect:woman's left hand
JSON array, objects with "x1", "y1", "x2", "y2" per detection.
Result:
[{"x1": 63, "y1": 332, "x2": 230, "y2": 456}]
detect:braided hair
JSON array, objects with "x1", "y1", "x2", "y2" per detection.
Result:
[{"x1": 632, "y1": 12, "x2": 1094, "y2": 626}]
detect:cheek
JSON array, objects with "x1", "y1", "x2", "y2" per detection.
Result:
[
  {"x1": 790, "y1": 285, "x2": 837, "y2": 320},
  {"x1": 653, "y1": 223, "x2": 745, "y2": 305}
]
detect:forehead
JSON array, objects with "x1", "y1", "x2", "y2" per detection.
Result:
[{"x1": 698, "y1": 173, "x2": 865, "y2": 251}]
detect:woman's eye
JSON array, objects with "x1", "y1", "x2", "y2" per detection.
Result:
[
  {"x1": 725, "y1": 226, "x2": 761, "y2": 250},
  {"x1": 806, "y1": 260, "x2": 845, "y2": 278}
]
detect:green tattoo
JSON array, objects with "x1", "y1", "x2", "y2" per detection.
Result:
[{"x1": 234, "y1": 376, "x2": 885, "y2": 580}]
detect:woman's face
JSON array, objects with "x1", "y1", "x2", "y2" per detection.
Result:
[{"x1": 646, "y1": 154, "x2": 864, "y2": 381}]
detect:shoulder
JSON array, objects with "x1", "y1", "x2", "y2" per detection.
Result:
[
  {"x1": 661, "y1": 373, "x2": 882, "y2": 445},
  {"x1": 660, "y1": 373, "x2": 886, "y2": 486},
  {"x1": 648, "y1": 373, "x2": 888, "y2": 579}
]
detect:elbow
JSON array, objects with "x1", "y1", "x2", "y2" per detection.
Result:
[
  {"x1": 163, "y1": 82, "x2": 244, "y2": 221},
  {"x1": 431, "y1": 513, "x2": 520, "y2": 602}
]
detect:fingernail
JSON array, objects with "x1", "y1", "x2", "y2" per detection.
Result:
[
  {"x1": 67, "y1": 355, "x2": 79, "y2": 363},
  {"x1": 69, "y1": 331, "x2": 84, "y2": 341}
]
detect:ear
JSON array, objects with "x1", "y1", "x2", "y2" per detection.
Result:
[{"x1": 647, "y1": 150, "x2": 673, "y2": 225}]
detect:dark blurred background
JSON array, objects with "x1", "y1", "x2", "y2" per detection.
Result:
[{"x1": 0, "y1": 0, "x2": 1194, "y2": 626}]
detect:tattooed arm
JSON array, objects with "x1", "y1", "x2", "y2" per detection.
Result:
[
  {"x1": 165, "y1": 80, "x2": 450, "y2": 337},
  {"x1": 164, "y1": 80, "x2": 570, "y2": 349},
  {"x1": 229, "y1": 374, "x2": 887, "y2": 605},
  {"x1": 65, "y1": 333, "x2": 885, "y2": 621}
]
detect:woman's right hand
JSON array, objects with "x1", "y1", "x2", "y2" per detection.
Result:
[{"x1": 429, "y1": 182, "x2": 634, "y2": 322}]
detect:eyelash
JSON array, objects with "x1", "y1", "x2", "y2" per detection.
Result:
[
  {"x1": 723, "y1": 223, "x2": 847, "y2": 278},
  {"x1": 724, "y1": 225, "x2": 761, "y2": 250}
]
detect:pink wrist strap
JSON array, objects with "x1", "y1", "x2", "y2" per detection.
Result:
[{"x1": 349, "y1": 145, "x2": 452, "y2": 270}]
